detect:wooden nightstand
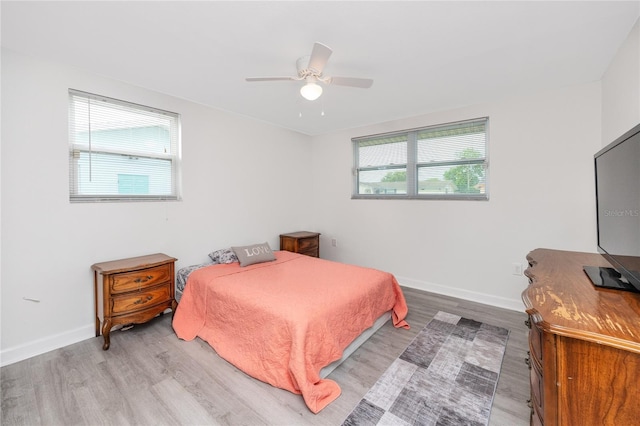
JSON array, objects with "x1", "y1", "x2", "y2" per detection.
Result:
[
  {"x1": 279, "y1": 231, "x2": 321, "y2": 258},
  {"x1": 92, "y1": 253, "x2": 177, "y2": 350}
]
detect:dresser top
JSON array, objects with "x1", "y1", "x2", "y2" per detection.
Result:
[
  {"x1": 92, "y1": 253, "x2": 176, "y2": 274},
  {"x1": 523, "y1": 248, "x2": 640, "y2": 353}
]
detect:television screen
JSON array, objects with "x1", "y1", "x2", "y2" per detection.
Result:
[{"x1": 588, "y1": 122, "x2": 640, "y2": 292}]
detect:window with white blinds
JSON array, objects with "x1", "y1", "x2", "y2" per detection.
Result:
[
  {"x1": 68, "y1": 90, "x2": 181, "y2": 202},
  {"x1": 353, "y1": 118, "x2": 488, "y2": 200}
]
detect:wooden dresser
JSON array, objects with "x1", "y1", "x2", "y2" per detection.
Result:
[
  {"x1": 92, "y1": 253, "x2": 177, "y2": 350},
  {"x1": 522, "y1": 248, "x2": 640, "y2": 426},
  {"x1": 279, "y1": 231, "x2": 320, "y2": 258}
]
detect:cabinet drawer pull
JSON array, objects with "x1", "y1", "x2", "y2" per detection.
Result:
[
  {"x1": 134, "y1": 295, "x2": 153, "y2": 305},
  {"x1": 134, "y1": 275, "x2": 153, "y2": 284},
  {"x1": 524, "y1": 318, "x2": 531, "y2": 329}
]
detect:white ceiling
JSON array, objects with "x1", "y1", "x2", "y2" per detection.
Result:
[{"x1": 2, "y1": 1, "x2": 639, "y2": 136}]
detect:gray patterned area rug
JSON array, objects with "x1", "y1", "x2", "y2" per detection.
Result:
[{"x1": 342, "y1": 311, "x2": 510, "y2": 426}]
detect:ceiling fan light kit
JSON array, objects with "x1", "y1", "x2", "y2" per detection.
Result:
[
  {"x1": 246, "y1": 42, "x2": 373, "y2": 101},
  {"x1": 300, "y1": 79, "x2": 323, "y2": 101}
]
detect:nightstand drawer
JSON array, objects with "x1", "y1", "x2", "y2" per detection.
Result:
[
  {"x1": 298, "y1": 238, "x2": 318, "y2": 253},
  {"x1": 111, "y1": 264, "x2": 172, "y2": 294},
  {"x1": 111, "y1": 284, "x2": 171, "y2": 314},
  {"x1": 299, "y1": 248, "x2": 319, "y2": 257}
]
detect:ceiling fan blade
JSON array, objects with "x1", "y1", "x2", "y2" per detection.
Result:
[
  {"x1": 327, "y1": 76, "x2": 374, "y2": 88},
  {"x1": 245, "y1": 77, "x2": 298, "y2": 82},
  {"x1": 307, "y1": 42, "x2": 333, "y2": 74}
]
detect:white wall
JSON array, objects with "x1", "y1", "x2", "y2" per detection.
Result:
[
  {"x1": 0, "y1": 49, "x2": 313, "y2": 365},
  {"x1": 4, "y1": 17, "x2": 637, "y2": 364},
  {"x1": 310, "y1": 82, "x2": 602, "y2": 310},
  {"x1": 602, "y1": 18, "x2": 640, "y2": 143}
]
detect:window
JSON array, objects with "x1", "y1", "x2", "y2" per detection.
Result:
[
  {"x1": 353, "y1": 118, "x2": 488, "y2": 200},
  {"x1": 68, "y1": 89, "x2": 181, "y2": 202}
]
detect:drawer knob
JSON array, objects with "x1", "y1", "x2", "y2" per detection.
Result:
[
  {"x1": 524, "y1": 318, "x2": 531, "y2": 329},
  {"x1": 134, "y1": 295, "x2": 153, "y2": 305},
  {"x1": 134, "y1": 275, "x2": 153, "y2": 284}
]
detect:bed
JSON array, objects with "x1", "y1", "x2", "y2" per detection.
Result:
[{"x1": 172, "y1": 247, "x2": 409, "y2": 413}]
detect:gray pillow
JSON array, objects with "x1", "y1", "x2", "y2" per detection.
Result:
[
  {"x1": 176, "y1": 262, "x2": 213, "y2": 292},
  {"x1": 208, "y1": 248, "x2": 238, "y2": 264},
  {"x1": 231, "y1": 242, "x2": 276, "y2": 267}
]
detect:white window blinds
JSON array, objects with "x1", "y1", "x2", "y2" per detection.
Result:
[
  {"x1": 68, "y1": 89, "x2": 181, "y2": 202},
  {"x1": 353, "y1": 118, "x2": 488, "y2": 199}
]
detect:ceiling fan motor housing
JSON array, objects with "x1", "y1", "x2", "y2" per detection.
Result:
[{"x1": 296, "y1": 56, "x2": 320, "y2": 79}]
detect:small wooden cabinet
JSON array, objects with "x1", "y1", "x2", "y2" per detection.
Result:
[
  {"x1": 92, "y1": 253, "x2": 177, "y2": 350},
  {"x1": 522, "y1": 248, "x2": 640, "y2": 426},
  {"x1": 279, "y1": 231, "x2": 320, "y2": 258}
]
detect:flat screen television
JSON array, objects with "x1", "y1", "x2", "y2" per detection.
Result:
[{"x1": 583, "y1": 122, "x2": 640, "y2": 293}]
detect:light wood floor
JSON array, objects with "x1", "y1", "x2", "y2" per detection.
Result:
[{"x1": 1, "y1": 287, "x2": 531, "y2": 425}]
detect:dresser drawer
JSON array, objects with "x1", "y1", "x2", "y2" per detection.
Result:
[
  {"x1": 529, "y1": 319, "x2": 543, "y2": 365},
  {"x1": 531, "y1": 409, "x2": 543, "y2": 426},
  {"x1": 530, "y1": 360, "x2": 544, "y2": 416},
  {"x1": 111, "y1": 284, "x2": 171, "y2": 314},
  {"x1": 111, "y1": 264, "x2": 172, "y2": 294}
]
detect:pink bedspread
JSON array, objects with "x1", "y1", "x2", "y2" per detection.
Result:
[{"x1": 172, "y1": 251, "x2": 409, "y2": 413}]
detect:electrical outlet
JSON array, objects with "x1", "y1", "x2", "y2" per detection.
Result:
[
  {"x1": 512, "y1": 263, "x2": 523, "y2": 276},
  {"x1": 331, "y1": 238, "x2": 337, "y2": 247}
]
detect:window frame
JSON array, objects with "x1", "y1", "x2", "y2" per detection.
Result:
[
  {"x1": 68, "y1": 89, "x2": 182, "y2": 203},
  {"x1": 352, "y1": 117, "x2": 489, "y2": 200}
]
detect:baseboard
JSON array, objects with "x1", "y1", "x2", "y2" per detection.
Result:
[
  {"x1": 396, "y1": 276, "x2": 524, "y2": 312},
  {"x1": 1, "y1": 287, "x2": 520, "y2": 367},
  {"x1": 0, "y1": 324, "x2": 95, "y2": 367}
]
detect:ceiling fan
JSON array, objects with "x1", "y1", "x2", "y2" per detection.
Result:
[{"x1": 245, "y1": 42, "x2": 373, "y2": 101}]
